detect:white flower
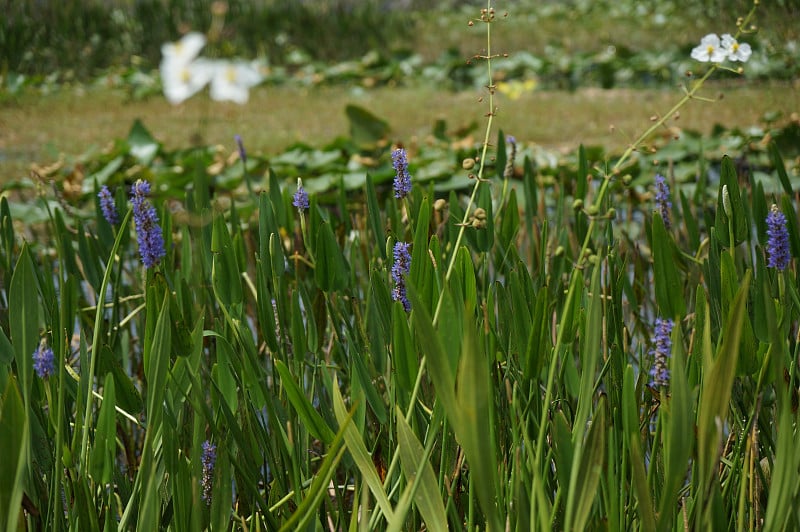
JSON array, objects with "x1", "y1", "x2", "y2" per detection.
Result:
[
  {"x1": 209, "y1": 61, "x2": 263, "y2": 104},
  {"x1": 160, "y1": 33, "x2": 212, "y2": 104},
  {"x1": 690, "y1": 34, "x2": 728, "y2": 63},
  {"x1": 161, "y1": 32, "x2": 207, "y2": 67},
  {"x1": 161, "y1": 58, "x2": 216, "y2": 105},
  {"x1": 721, "y1": 34, "x2": 752, "y2": 62}
]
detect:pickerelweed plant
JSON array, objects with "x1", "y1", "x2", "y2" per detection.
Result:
[{"x1": 3, "y1": 0, "x2": 800, "y2": 530}]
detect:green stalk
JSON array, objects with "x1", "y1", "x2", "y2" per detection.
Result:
[
  {"x1": 79, "y1": 209, "x2": 131, "y2": 472},
  {"x1": 381, "y1": 0, "x2": 500, "y2": 498},
  {"x1": 433, "y1": 1, "x2": 497, "y2": 324}
]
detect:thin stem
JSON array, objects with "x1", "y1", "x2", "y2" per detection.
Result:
[
  {"x1": 80, "y1": 209, "x2": 132, "y2": 471},
  {"x1": 433, "y1": 2, "x2": 496, "y2": 326}
]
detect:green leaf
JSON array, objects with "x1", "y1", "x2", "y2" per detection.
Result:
[
  {"x1": 697, "y1": 271, "x2": 750, "y2": 501},
  {"x1": 10, "y1": 244, "x2": 39, "y2": 405},
  {"x1": 395, "y1": 408, "x2": 448, "y2": 532},
  {"x1": 345, "y1": 104, "x2": 390, "y2": 146},
  {"x1": 566, "y1": 399, "x2": 606, "y2": 532},
  {"x1": 652, "y1": 212, "x2": 685, "y2": 318},
  {"x1": 0, "y1": 377, "x2": 28, "y2": 532},
  {"x1": 768, "y1": 141, "x2": 793, "y2": 196},
  {"x1": 211, "y1": 214, "x2": 243, "y2": 307},
  {"x1": 408, "y1": 285, "x2": 457, "y2": 422},
  {"x1": 454, "y1": 316, "x2": 502, "y2": 531},
  {"x1": 146, "y1": 290, "x2": 172, "y2": 425},
  {"x1": 314, "y1": 220, "x2": 350, "y2": 292},
  {"x1": 680, "y1": 189, "x2": 700, "y2": 251},
  {"x1": 0, "y1": 326, "x2": 13, "y2": 366},
  {"x1": 763, "y1": 394, "x2": 800, "y2": 530},
  {"x1": 475, "y1": 184, "x2": 494, "y2": 252},
  {"x1": 714, "y1": 155, "x2": 748, "y2": 247},
  {"x1": 498, "y1": 188, "x2": 520, "y2": 254},
  {"x1": 495, "y1": 130, "x2": 507, "y2": 180},
  {"x1": 96, "y1": 344, "x2": 143, "y2": 415},
  {"x1": 551, "y1": 412, "x2": 574, "y2": 500},
  {"x1": 275, "y1": 360, "x2": 335, "y2": 445},
  {"x1": 657, "y1": 326, "x2": 693, "y2": 532},
  {"x1": 279, "y1": 415, "x2": 350, "y2": 532},
  {"x1": 365, "y1": 174, "x2": 387, "y2": 260},
  {"x1": 623, "y1": 366, "x2": 656, "y2": 532},
  {"x1": 351, "y1": 347, "x2": 387, "y2": 424},
  {"x1": 127, "y1": 119, "x2": 160, "y2": 165},
  {"x1": 391, "y1": 301, "x2": 416, "y2": 395},
  {"x1": 331, "y1": 373, "x2": 395, "y2": 522},
  {"x1": 89, "y1": 373, "x2": 116, "y2": 485},
  {"x1": 565, "y1": 265, "x2": 604, "y2": 530}
]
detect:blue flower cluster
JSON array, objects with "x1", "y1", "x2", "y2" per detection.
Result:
[
  {"x1": 649, "y1": 318, "x2": 674, "y2": 389},
  {"x1": 201, "y1": 440, "x2": 217, "y2": 505},
  {"x1": 391, "y1": 241, "x2": 412, "y2": 312},
  {"x1": 131, "y1": 180, "x2": 166, "y2": 269},
  {"x1": 654, "y1": 174, "x2": 672, "y2": 230},
  {"x1": 391, "y1": 148, "x2": 412, "y2": 199},
  {"x1": 293, "y1": 182, "x2": 309, "y2": 212},
  {"x1": 98, "y1": 185, "x2": 119, "y2": 225},
  {"x1": 33, "y1": 342, "x2": 55, "y2": 379},
  {"x1": 766, "y1": 204, "x2": 790, "y2": 271}
]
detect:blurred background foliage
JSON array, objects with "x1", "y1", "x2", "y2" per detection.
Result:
[{"x1": 2, "y1": 0, "x2": 798, "y2": 83}]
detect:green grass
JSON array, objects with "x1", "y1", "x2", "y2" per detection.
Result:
[{"x1": 2, "y1": 81, "x2": 798, "y2": 184}]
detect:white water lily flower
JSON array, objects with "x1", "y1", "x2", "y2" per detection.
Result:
[
  {"x1": 721, "y1": 34, "x2": 752, "y2": 62},
  {"x1": 690, "y1": 34, "x2": 728, "y2": 63},
  {"x1": 161, "y1": 32, "x2": 207, "y2": 67},
  {"x1": 209, "y1": 61, "x2": 263, "y2": 104},
  {"x1": 161, "y1": 58, "x2": 216, "y2": 105}
]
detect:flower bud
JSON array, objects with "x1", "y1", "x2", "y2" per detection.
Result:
[{"x1": 722, "y1": 184, "x2": 732, "y2": 219}]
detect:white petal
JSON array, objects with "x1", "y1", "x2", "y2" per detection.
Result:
[
  {"x1": 720, "y1": 34, "x2": 735, "y2": 48},
  {"x1": 730, "y1": 42, "x2": 752, "y2": 62},
  {"x1": 161, "y1": 58, "x2": 215, "y2": 104},
  {"x1": 699, "y1": 34, "x2": 720, "y2": 47},
  {"x1": 161, "y1": 32, "x2": 207, "y2": 66},
  {"x1": 208, "y1": 62, "x2": 263, "y2": 104}
]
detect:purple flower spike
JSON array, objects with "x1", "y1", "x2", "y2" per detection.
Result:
[
  {"x1": 293, "y1": 179, "x2": 309, "y2": 212},
  {"x1": 766, "y1": 204, "x2": 790, "y2": 271},
  {"x1": 33, "y1": 342, "x2": 56, "y2": 379},
  {"x1": 649, "y1": 318, "x2": 674, "y2": 388},
  {"x1": 201, "y1": 440, "x2": 217, "y2": 505},
  {"x1": 98, "y1": 185, "x2": 119, "y2": 225},
  {"x1": 391, "y1": 241, "x2": 412, "y2": 312},
  {"x1": 391, "y1": 148, "x2": 412, "y2": 199},
  {"x1": 654, "y1": 174, "x2": 672, "y2": 230},
  {"x1": 235, "y1": 134, "x2": 247, "y2": 165},
  {"x1": 130, "y1": 180, "x2": 166, "y2": 269}
]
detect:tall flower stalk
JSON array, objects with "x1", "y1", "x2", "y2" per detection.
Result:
[
  {"x1": 391, "y1": 241, "x2": 412, "y2": 312},
  {"x1": 766, "y1": 204, "x2": 790, "y2": 271},
  {"x1": 654, "y1": 174, "x2": 672, "y2": 230},
  {"x1": 131, "y1": 180, "x2": 166, "y2": 269},
  {"x1": 650, "y1": 318, "x2": 675, "y2": 389},
  {"x1": 391, "y1": 148, "x2": 412, "y2": 199},
  {"x1": 98, "y1": 185, "x2": 119, "y2": 226},
  {"x1": 201, "y1": 440, "x2": 217, "y2": 505}
]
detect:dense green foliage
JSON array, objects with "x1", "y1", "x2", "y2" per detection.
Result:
[
  {"x1": 2, "y1": 0, "x2": 799, "y2": 90},
  {"x1": 2, "y1": 1, "x2": 800, "y2": 530}
]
